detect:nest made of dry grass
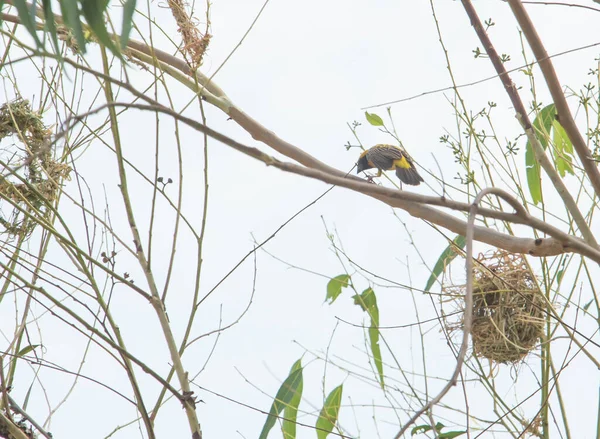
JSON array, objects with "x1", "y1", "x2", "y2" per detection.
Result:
[
  {"x1": 0, "y1": 98, "x2": 71, "y2": 238},
  {"x1": 445, "y1": 250, "x2": 547, "y2": 364}
]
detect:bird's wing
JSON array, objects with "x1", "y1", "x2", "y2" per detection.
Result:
[
  {"x1": 366, "y1": 148, "x2": 395, "y2": 170},
  {"x1": 368, "y1": 145, "x2": 412, "y2": 169}
]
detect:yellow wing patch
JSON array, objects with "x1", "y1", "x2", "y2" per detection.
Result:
[{"x1": 392, "y1": 156, "x2": 411, "y2": 169}]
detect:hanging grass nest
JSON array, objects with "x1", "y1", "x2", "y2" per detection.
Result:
[
  {"x1": 445, "y1": 250, "x2": 547, "y2": 364},
  {"x1": 0, "y1": 98, "x2": 71, "y2": 238}
]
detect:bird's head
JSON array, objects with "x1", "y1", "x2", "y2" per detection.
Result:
[{"x1": 356, "y1": 152, "x2": 370, "y2": 174}]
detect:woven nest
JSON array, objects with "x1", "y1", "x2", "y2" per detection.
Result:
[
  {"x1": 0, "y1": 99, "x2": 71, "y2": 238},
  {"x1": 445, "y1": 250, "x2": 547, "y2": 364}
]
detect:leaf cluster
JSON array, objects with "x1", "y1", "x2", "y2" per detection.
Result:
[{"x1": 1, "y1": 0, "x2": 136, "y2": 56}]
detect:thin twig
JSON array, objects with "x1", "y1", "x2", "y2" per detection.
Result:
[
  {"x1": 361, "y1": 40, "x2": 600, "y2": 109},
  {"x1": 7, "y1": 394, "x2": 53, "y2": 439},
  {"x1": 393, "y1": 187, "x2": 510, "y2": 438},
  {"x1": 100, "y1": 46, "x2": 202, "y2": 439},
  {"x1": 501, "y1": 0, "x2": 600, "y2": 13}
]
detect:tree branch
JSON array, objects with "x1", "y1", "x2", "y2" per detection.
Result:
[
  {"x1": 100, "y1": 49, "x2": 202, "y2": 439},
  {"x1": 505, "y1": 0, "x2": 600, "y2": 202},
  {"x1": 62, "y1": 102, "x2": 600, "y2": 264},
  {"x1": 394, "y1": 187, "x2": 506, "y2": 438},
  {"x1": 461, "y1": 0, "x2": 597, "y2": 248},
  {"x1": 122, "y1": 29, "x2": 600, "y2": 261},
  {"x1": 5, "y1": 6, "x2": 599, "y2": 264}
]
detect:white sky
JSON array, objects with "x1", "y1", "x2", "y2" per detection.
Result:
[{"x1": 1, "y1": 0, "x2": 600, "y2": 438}]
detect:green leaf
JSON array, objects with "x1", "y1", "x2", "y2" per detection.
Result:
[
  {"x1": 120, "y1": 0, "x2": 137, "y2": 48},
  {"x1": 525, "y1": 104, "x2": 556, "y2": 205},
  {"x1": 411, "y1": 424, "x2": 433, "y2": 435},
  {"x1": 282, "y1": 359, "x2": 304, "y2": 439},
  {"x1": 365, "y1": 111, "x2": 384, "y2": 126},
  {"x1": 552, "y1": 119, "x2": 574, "y2": 177},
  {"x1": 353, "y1": 288, "x2": 384, "y2": 388},
  {"x1": 532, "y1": 104, "x2": 556, "y2": 149},
  {"x1": 439, "y1": 431, "x2": 467, "y2": 439},
  {"x1": 556, "y1": 268, "x2": 564, "y2": 284},
  {"x1": 326, "y1": 274, "x2": 350, "y2": 304},
  {"x1": 316, "y1": 384, "x2": 343, "y2": 439},
  {"x1": 368, "y1": 324, "x2": 383, "y2": 388},
  {"x1": 424, "y1": 235, "x2": 466, "y2": 292},
  {"x1": 16, "y1": 344, "x2": 39, "y2": 357},
  {"x1": 583, "y1": 299, "x2": 593, "y2": 312},
  {"x1": 525, "y1": 141, "x2": 542, "y2": 205},
  {"x1": 411, "y1": 422, "x2": 444, "y2": 436},
  {"x1": 411, "y1": 425, "x2": 428, "y2": 435},
  {"x1": 0, "y1": 0, "x2": 6, "y2": 26},
  {"x1": 60, "y1": 1, "x2": 86, "y2": 53},
  {"x1": 353, "y1": 287, "x2": 375, "y2": 312},
  {"x1": 81, "y1": 0, "x2": 119, "y2": 55},
  {"x1": 42, "y1": 0, "x2": 61, "y2": 56},
  {"x1": 258, "y1": 364, "x2": 303, "y2": 439},
  {"x1": 12, "y1": 0, "x2": 43, "y2": 47},
  {"x1": 412, "y1": 422, "x2": 465, "y2": 438}
]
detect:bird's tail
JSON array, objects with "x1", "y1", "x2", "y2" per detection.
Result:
[{"x1": 396, "y1": 166, "x2": 424, "y2": 186}]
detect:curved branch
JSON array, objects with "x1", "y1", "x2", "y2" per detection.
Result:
[
  {"x1": 63, "y1": 102, "x2": 600, "y2": 264},
  {"x1": 393, "y1": 187, "x2": 501, "y2": 438},
  {"x1": 5, "y1": 7, "x2": 598, "y2": 263},
  {"x1": 58, "y1": 58, "x2": 596, "y2": 258},
  {"x1": 122, "y1": 30, "x2": 600, "y2": 261}
]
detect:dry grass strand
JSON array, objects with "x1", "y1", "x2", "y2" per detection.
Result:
[{"x1": 0, "y1": 99, "x2": 71, "y2": 237}]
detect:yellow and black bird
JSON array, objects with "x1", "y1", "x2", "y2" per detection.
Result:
[{"x1": 357, "y1": 144, "x2": 424, "y2": 186}]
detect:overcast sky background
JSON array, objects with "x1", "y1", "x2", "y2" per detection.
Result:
[{"x1": 2, "y1": 0, "x2": 600, "y2": 438}]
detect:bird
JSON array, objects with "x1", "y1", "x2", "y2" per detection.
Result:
[{"x1": 356, "y1": 144, "x2": 424, "y2": 186}]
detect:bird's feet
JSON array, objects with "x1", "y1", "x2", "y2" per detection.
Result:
[{"x1": 365, "y1": 174, "x2": 378, "y2": 184}]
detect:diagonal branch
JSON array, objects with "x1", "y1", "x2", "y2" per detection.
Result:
[
  {"x1": 4, "y1": 7, "x2": 599, "y2": 264},
  {"x1": 506, "y1": 0, "x2": 600, "y2": 201},
  {"x1": 99, "y1": 50, "x2": 202, "y2": 439},
  {"x1": 460, "y1": 0, "x2": 597, "y2": 248},
  {"x1": 63, "y1": 101, "x2": 600, "y2": 264},
  {"x1": 122, "y1": 24, "x2": 600, "y2": 259},
  {"x1": 54, "y1": 54, "x2": 600, "y2": 258}
]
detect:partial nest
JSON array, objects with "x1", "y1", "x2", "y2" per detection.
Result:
[
  {"x1": 0, "y1": 414, "x2": 35, "y2": 439},
  {"x1": 0, "y1": 99, "x2": 71, "y2": 238},
  {"x1": 445, "y1": 250, "x2": 547, "y2": 364}
]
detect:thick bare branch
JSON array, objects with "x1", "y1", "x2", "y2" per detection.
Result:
[
  {"x1": 4, "y1": 8, "x2": 597, "y2": 263},
  {"x1": 460, "y1": 0, "x2": 597, "y2": 248},
  {"x1": 122, "y1": 36, "x2": 600, "y2": 261},
  {"x1": 65, "y1": 102, "x2": 600, "y2": 264},
  {"x1": 506, "y1": 0, "x2": 600, "y2": 201},
  {"x1": 57, "y1": 57, "x2": 595, "y2": 259}
]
